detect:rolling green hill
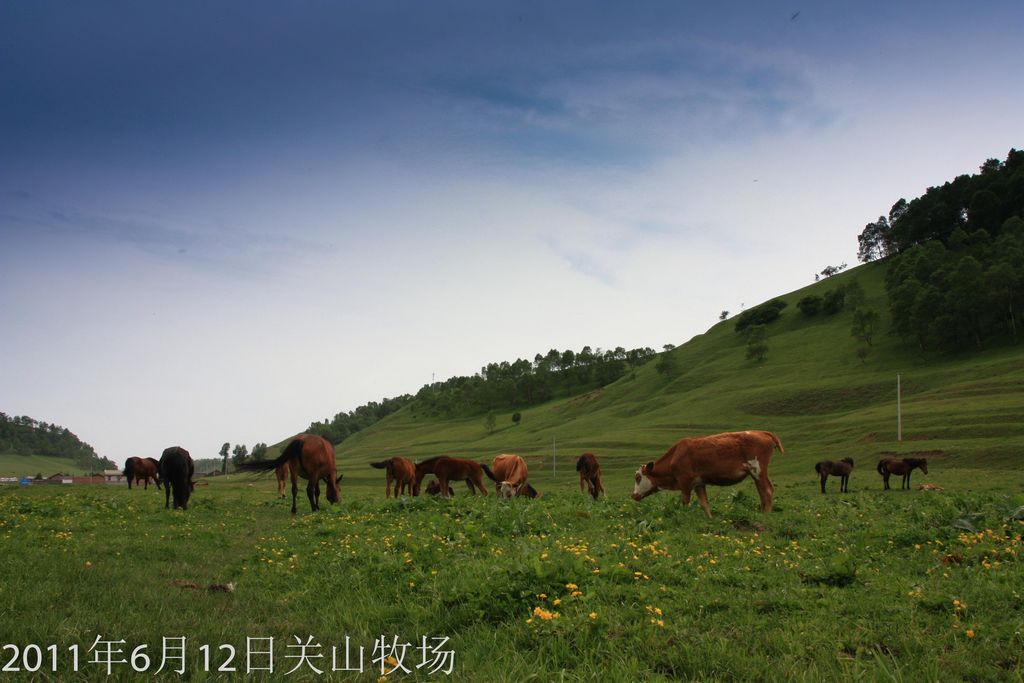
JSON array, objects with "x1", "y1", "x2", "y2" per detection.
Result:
[
  {"x1": 0, "y1": 453, "x2": 95, "y2": 477},
  {"x1": 324, "y1": 260, "x2": 1024, "y2": 491}
]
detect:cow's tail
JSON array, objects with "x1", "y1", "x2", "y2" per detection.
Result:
[
  {"x1": 768, "y1": 432, "x2": 784, "y2": 454},
  {"x1": 238, "y1": 438, "x2": 303, "y2": 474},
  {"x1": 481, "y1": 463, "x2": 499, "y2": 482}
]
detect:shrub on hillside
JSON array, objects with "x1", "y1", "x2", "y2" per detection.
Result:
[{"x1": 734, "y1": 299, "x2": 788, "y2": 333}]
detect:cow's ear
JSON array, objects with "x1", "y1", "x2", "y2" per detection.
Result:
[
  {"x1": 336, "y1": 474, "x2": 344, "y2": 484},
  {"x1": 644, "y1": 461, "x2": 655, "y2": 473}
]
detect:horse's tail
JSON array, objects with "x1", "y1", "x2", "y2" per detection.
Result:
[
  {"x1": 481, "y1": 463, "x2": 499, "y2": 482},
  {"x1": 814, "y1": 462, "x2": 822, "y2": 475},
  {"x1": 576, "y1": 456, "x2": 585, "y2": 472},
  {"x1": 370, "y1": 460, "x2": 390, "y2": 471},
  {"x1": 876, "y1": 459, "x2": 886, "y2": 475},
  {"x1": 123, "y1": 458, "x2": 136, "y2": 480},
  {"x1": 238, "y1": 438, "x2": 303, "y2": 474}
]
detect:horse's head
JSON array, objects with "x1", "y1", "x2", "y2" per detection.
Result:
[
  {"x1": 918, "y1": 459, "x2": 928, "y2": 474},
  {"x1": 842, "y1": 457, "x2": 854, "y2": 466},
  {"x1": 327, "y1": 474, "x2": 343, "y2": 504},
  {"x1": 632, "y1": 462, "x2": 659, "y2": 501}
]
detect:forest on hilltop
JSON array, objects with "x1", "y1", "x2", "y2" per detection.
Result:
[
  {"x1": 858, "y1": 149, "x2": 1024, "y2": 351},
  {"x1": 0, "y1": 413, "x2": 115, "y2": 471}
]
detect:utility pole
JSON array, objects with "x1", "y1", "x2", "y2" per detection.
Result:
[
  {"x1": 897, "y1": 373, "x2": 902, "y2": 442},
  {"x1": 552, "y1": 436, "x2": 556, "y2": 479}
]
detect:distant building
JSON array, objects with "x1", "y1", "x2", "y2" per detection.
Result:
[{"x1": 103, "y1": 470, "x2": 126, "y2": 484}]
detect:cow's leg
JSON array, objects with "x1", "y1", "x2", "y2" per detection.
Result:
[
  {"x1": 754, "y1": 474, "x2": 773, "y2": 512},
  {"x1": 694, "y1": 486, "x2": 712, "y2": 517}
]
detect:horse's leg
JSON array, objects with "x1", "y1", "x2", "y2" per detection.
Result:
[
  {"x1": 165, "y1": 483, "x2": 171, "y2": 509},
  {"x1": 291, "y1": 477, "x2": 299, "y2": 514},
  {"x1": 820, "y1": 473, "x2": 827, "y2": 494},
  {"x1": 478, "y1": 474, "x2": 489, "y2": 497},
  {"x1": 882, "y1": 473, "x2": 889, "y2": 490},
  {"x1": 694, "y1": 485, "x2": 712, "y2": 518},
  {"x1": 306, "y1": 480, "x2": 317, "y2": 512}
]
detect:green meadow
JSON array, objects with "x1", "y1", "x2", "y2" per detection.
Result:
[
  {"x1": 0, "y1": 473, "x2": 1022, "y2": 682},
  {"x1": 2, "y1": 260, "x2": 1023, "y2": 681}
]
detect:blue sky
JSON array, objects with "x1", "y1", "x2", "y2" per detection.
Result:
[{"x1": 2, "y1": 1, "x2": 1022, "y2": 466}]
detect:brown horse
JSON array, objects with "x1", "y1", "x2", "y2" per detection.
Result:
[
  {"x1": 370, "y1": 457, "x2": 417, "y2": 498},
  {"x1": 815, "y1": 457, "x2": 853, "y2": 493},
  {"x1": 877, "y1": 457, "x2": 928, "y2": 490},
  {"x1": 238, "y1": 434, "x2": 343, "y2": 513},
  {"x1": 412, "y1": 456, "x2": 497, "y2": 498},
  {"x1": 425, "y1": 480, "x2": 454, "y2": 496},
  {"x1": 274, "y1": 462, "x2": 289, "y2": 499},
  {"x1": 124, "y1": 456, "x2": 162, "y2": 490},
  {"x1": 122, "y1": 456, "x2": 160, "y2": 489},
  {"x1": 576, "y1": 453, "x2": 605, "y2": 500}
]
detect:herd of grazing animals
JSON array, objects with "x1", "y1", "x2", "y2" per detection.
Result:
[{"x1": 126, "y1": 430, "x2": 933, "y2": 515}]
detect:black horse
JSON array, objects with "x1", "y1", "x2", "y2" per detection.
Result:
[
  {"x1": 159, "y1": 446, "x2": 195, "y2": 509},
  {"x1": 877, "y1": 457, "x2": 928, "y2": 490},
  {"x1": 815, "y1": 457, "x2": 854, "y2": 493}
]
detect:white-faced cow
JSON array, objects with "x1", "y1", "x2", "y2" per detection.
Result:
[
  {"x1": 492, "y1": 454, "x2": 540, "y2": 498},
  {"x1": 632, "y1": 430, "x2": 783, "y2": 517}
]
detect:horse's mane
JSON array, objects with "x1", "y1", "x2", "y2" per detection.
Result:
[
  {"x1": 416, "y1": 456, "x2": 447, "y2": 466},
  {"x1": 904, "y1": 457, "x2": 927, "y2": 465}
]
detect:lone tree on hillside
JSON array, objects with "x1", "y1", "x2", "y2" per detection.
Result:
[
  {"x1": 745, "y1": 325, "x2": 769, "y2": 362},
  {"x1": 485, "y1": 411, "x2": 496, "y2": 434},
  {"x1": 655, "y1": 344, "x2": 678, "y2": 379},
  {"x1": 219, "y1": 442, "x2": 230, "y2": 474}
]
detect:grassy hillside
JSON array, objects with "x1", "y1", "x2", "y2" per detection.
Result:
[
  {"x1": 329, "y1": 260, "x2": 1024, "y2": 494},
  {"x1": 0, "y1": 453, "x2": 95, "y2": 477}
]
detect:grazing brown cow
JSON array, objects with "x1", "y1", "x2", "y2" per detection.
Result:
[
  {"x1": 576, "y1": 453, "x2": 605, "y2": 500},
  {"x1": 274, "y1": 462, "x2": 289, "y2": 499},
  {"x1": 238, "y1": 434, "x2": 343, "y2": 513},
  {"x1": 877, "y1": 457, "x2": 928, "y2": 490},
  {"x1": 491, "y1": 454, "x2": 539, "y2": 498},
  {"x1": 370, "y1": 457, "x2": 417, "y2": 498},
  {"x1": 412, "y1": 456, "x2": 497, "y2": 498},
  {"x1": 632, "y1": 430, "x2": 783, "y2": 517},
  {"x1": 815, "y1": 457, "x2": 854, "y2": 494}
]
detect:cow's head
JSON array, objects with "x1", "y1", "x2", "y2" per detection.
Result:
[
  {"x1": 632, "y1": 462, "x2": 659, "y2": 501},
  {"x1": 499, "y1": 481, "x2": 518, "y2": 498}
]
